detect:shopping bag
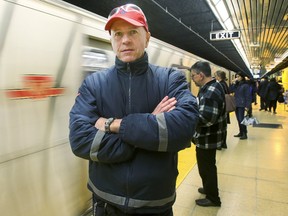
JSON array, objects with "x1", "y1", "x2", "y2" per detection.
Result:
[
  {"x1": 225, "y1": 94, "x2": 236, "y2": 113},
  {"x1": 241, "y1": 115, "x2": 259, "y2": 126}
]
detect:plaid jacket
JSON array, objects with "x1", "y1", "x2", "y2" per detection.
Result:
[{"x1": 193, "y1": 79, "x2": 227, "y2": 149}]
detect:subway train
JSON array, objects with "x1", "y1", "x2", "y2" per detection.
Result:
[{"x1": 0, "y1": 0, "x2": 234, "y2": 215}]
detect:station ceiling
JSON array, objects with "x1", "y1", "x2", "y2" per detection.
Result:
[{"x1": 63, "y1": 0, "x2": 288, "y2": 78}]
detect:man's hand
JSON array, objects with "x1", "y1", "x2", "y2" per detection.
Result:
[
  {"x1": 95, "y1": 117, "x2": 106, "y2": 131},
  {"x1": 152, "y1": 96, "x2": 177, "y2": 115}
]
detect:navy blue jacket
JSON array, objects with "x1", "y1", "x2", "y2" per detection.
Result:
[
  {"x1": 69, "y1": 53, "x2": 199, "y2": 214},
  {"x1": 230, "y1": 80, "x2": 252, "y2": 109},
  {"x1": 266, "y1": 80, "x2": 281, "y2": 101},
  {"x1": 257, "y1": 79, "x2": 269, "y2": 98}
]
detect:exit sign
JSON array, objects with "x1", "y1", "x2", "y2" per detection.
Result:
[{"x1": 210, "y1": 30, "x2": 240, "y2": 40}]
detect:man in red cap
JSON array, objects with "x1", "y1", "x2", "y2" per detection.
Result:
[{"x1": 69, "y1": 3, "x2": 199, "y2": 216}]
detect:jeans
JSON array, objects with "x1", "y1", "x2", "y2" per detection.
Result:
[{"x1": 235, "y1": 107, "x2": 247, "y2": 134}]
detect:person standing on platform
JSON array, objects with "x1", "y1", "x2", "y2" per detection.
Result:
[
  {"x1": 190, "y1": 61, "x2": 226, "y2": 207},
  {"x1": 248, "y1": 78, "x2": 258, "y2": 106},
  {"x1": 257, "y1": 76, "x2": 269, "y2": 111},
  {"x1": 266, "y1": 77, "x2": 282, "y2": 114},
  {"x1": 230, "y1": 72, "x2": 252, "y2": 140},
  {"x1": 215, "y1": 70, "x2": 230, "y2": 150},
  {"x1": 69, "y1": 3, "x2": 199, "y2": 216}
]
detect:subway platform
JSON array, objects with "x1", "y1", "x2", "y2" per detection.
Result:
[{"x1": 173, "y1": 102, "x2": 288, "y2": 216}]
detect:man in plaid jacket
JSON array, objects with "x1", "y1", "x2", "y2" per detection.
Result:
[{"x1": 190, "y1": 61, "x2": 227, "y2": 207}]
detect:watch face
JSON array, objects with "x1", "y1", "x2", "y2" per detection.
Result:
[
  {"x1": 105, "y1": 118, "x2": 114, "y2": 132},
  {"x1": 105, "y1": 120, "x2": 110, "y2": 132}
]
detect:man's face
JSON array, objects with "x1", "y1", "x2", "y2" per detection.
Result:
[
  {"x1": 110, "y1": 20, "x2": 150, "y2": 63},
  {"x1": 191, "y1": 70, "x2": 203, "y2": 87}
]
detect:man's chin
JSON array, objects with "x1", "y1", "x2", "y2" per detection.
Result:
[{"x1": 120, "y1": 56, "x2": 137, "y2": 63}]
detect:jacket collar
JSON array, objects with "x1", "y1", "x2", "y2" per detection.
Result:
[
  {"x1": 115, "y1": 52, "x2": 149, "y2": 75},
  {"x1": 201, "y1": 78, "x2": 216, "y2": 91}
]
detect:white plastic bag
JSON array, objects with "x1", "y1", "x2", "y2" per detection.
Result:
[{"x1": 241, "y1": 115, "x2": 259, "y2": 126}]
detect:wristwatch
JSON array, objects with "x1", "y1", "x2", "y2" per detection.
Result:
[{"x1": 105, "y1": 117, "x2": 115, "y2": 133}]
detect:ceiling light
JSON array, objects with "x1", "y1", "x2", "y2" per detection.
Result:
[
  {"x1": 274, "y1": 57, "x2": 282, "y2": 63},
  {"x1": 224, "y1": 19, "x2": 234, "y2": 30},
  {"x1": 216, "y1": 1, "x2": 229, "y2": 22},
  {"x1": 249, "y1": 43, "x2": 260, "y2": 47}
]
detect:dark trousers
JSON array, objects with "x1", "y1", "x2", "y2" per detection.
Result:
[
  {"x1": 268, "y1": 99, "x2": 277, "y2": 112},
  {"x1": 221, "y1": 130, "x2": 227, "y2": 148},
  {"x1": 196, "y1": 147, "x2": 221, "y2": 205},
  {"x1": 260, "y1": 97, "x2": 267, "y2": 110},
  {"x1": 235, "y1": 107, "x2": 247, "y2": 135},
  {"x1": 93, "y1": 194, "x2": 173, "y2": 216}
]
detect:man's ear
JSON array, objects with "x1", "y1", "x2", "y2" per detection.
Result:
[{"x1": 145, "y1": 32, "x2": 151, "y2": 48}]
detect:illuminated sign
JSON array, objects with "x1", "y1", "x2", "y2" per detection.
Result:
[
  {"x1": 5, "y1": 75, "x2": 65, "y2": 99},
  {"x1": 210, "y1": 30, "x2": 240, "y2": 40}
]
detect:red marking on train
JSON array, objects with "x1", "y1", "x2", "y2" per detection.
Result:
[{"x1": 5, "y1": 75, "x2": 65, "y2": 99}]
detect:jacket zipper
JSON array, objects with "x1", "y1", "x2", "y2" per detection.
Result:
[
  {"x1": 127, "y1": 63, "x2": 132, "y2": 113},
  {"x1": 125, "y1": 63, "x2": 132, "y2": 211}
]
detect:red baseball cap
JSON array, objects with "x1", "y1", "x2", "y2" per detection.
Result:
[{"x1": 105, "y1": 4, "x2": 149, "y2": 32}]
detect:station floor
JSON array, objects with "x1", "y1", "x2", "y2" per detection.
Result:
[{"x1": 173, "y1": 102, "x2": 288, "y2": 216}]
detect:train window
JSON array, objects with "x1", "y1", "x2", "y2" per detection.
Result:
[
  {"x1": 82, "y1": 49, "x2": 109, "y2": 76},
  {"x1": 82, "y1": 49, "x2": 108, "y2": 69}
]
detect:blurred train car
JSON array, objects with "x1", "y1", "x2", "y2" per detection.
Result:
[{"x1": 0, "y1": 0, "x2": 232, "y2": 215}]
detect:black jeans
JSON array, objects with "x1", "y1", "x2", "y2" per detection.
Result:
[{"x1": 93, "y1": 194, "x2": 173, "y2": 216}]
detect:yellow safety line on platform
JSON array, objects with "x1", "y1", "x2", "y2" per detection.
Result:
[{"x1": 176, "y1": 144, "x2": 196, "y2": 188}]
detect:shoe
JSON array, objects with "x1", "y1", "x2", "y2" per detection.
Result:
[
  {"x1": 234, "y1": 133, "x2": 242, "y2": 137},
  {"x1": 240, "y1": 134, "x2": 247, "y2": 140},
  {"x1": 273, "y1": 112, "x2": 277, "y2": 114},
  {"x1": 195, "y1": 198, "x2": 221, "y2": 207},
  {"x1": 198, "y1": 187, "x2": 206, "y2": 194},
  {"x1": 259, "y1": 109, "x2": 263, "y2": 111},
  {"x1": 217, "y1": 147, "x2": 222, "y2": 150}
]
